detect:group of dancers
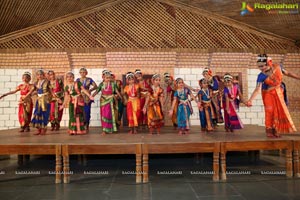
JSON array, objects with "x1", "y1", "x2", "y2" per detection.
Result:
[{"x1": 0, "y1": 54, "x2": 298, "y2": 137}]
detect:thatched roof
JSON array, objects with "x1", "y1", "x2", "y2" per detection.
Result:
[
  {"x1": 1, "y1": 0, "x2": 299, "y2": 41},
  {"x1": 0, "y1": 0, "x2": 298, "y2": 52}
]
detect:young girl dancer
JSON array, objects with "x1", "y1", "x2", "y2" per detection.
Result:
[
  {"x1": 202, "y1": 68, "x2": 224, "y2": 125},
  {"x1": 61, "y1": 72, "x2": 94, "y2": 135},
  {"x1": 124, "y1": 72, "x2": 141, "y2": 134},
  {"x1": 223, "y1": 73, "x2": 245, "y2": 132},
  {"x1": 76, "y1": 67, "x2": 97, "y2": 132},
  {"x1": 135, "y1": 69, "x2": 151, "y2": 129},
  {"x1": 169, "y1": 78, "x2": 195, "y2": 135},
  {"x1": 197, "y1": 78, "x2": 214, "y2": 132},
  {"x1": 48, "y1": 70, "x2": 64, "y2": 131},
  {"x1": 163, "y1": 73, "x2": 178, "y2": 128},
  {"x1": 143, "y1": 74, "x2": 164, "y2": 135},
  {"x1": 31, "y1": 70, "x2": 52, "y2": 135},
  {"x1": 93, "y1": 71, "x2": 122, "y2": 135},
  {"x1": 111, "y1": 73, "x2": 124, "y2": 129},
  {"x1": 0, "y1": 72, "x2": 34, "y2": 132}
]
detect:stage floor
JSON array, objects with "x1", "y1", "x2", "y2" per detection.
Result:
[{"x1": 0, "y1": 125, "x2": 298, "y2": 145}]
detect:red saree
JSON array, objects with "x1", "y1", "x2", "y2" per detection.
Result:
[{"x1": 18, "y1": 84, "x2": 33, "y2": 128}]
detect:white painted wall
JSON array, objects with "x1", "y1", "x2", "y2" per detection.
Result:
[{"x1": 0, "y1": 69, "x2": 32, "y2": 130}]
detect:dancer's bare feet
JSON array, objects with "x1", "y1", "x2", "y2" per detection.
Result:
[
  {"x1": 34, "y1": 128, "x2": 41, "y2": 135},
  {"x1": 55, "y1": 124, "x2": 60, "y2": 131},
  {"x1": 149, "y1": 128, "x2": 153, "y2": 135},
  {"x1": 40, "y1": 128, "x2": 47, "y2": 135},
  {"x1": 273, "y1": 128, "x2": 281, "y2": 138},
  {"x1": 266, "y1": 128, "x2": 275, "y2": 138},
  {"x1": 51, "y1": 124, "x2": 55, "y2": 131}
]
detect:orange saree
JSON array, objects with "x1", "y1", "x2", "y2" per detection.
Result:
[
  {"x1": 262, "y1": 64, "x2": 296, "y2": 133},
  {"x1": 146, "y1": 87, "x2": 164, "y2": 129},
  {"x1": 124, "y1": 84, "x2": 141, "y2": 127}
]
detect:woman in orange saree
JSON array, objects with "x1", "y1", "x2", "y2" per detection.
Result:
[{"x1": 247, "y1": 54, "x2": 296, "y2": 137}]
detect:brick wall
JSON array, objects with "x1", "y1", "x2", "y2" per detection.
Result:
[
  {"x1": 106, "y1": 52, "x2": 176, "y2": 80},
  {"x1": 282, "y1": 53, "x2": 300, "y2": 128},
  {"x1": 0, "y1": 51, "x2": 299, "y2": 130}
]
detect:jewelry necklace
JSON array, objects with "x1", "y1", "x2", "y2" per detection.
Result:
[
  {"x1": 38, "y1": 79, "x2": 45, "y2": 89},
  {"x1": 104, "y1": 82, "x2": 110, "y2": 91},
  {"x1": 68, "y1": 82, "x2": 74, "y2": 92},
  {"x1": 202, "y1": 88, "x2": 210, "y2": 98},
  {"x1": 131, "y1": 84, "x2": 135, "y2": 96}
]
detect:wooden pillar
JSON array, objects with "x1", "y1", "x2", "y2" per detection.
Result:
[
  {"x1": 142, "y1": 144, "x2": 149, "y2": 183},
  {"x1": 63, "y1": 145, "x2": 70, "y2": 183},
  {"x1": 143, "y1": 154, "x2": 149, "y2": 183},
  {"x1": 55, "y1": 145, "x2": 62, "y2": 184},
  {"x1": 293, "y1": 147, "x2": 300, "y2": 177},
  {"x1": 220, "y1": 144, "x2": 227, "y2": 181},
  {"x1": 286, "y1": 148, "x2": 293, "y2": 178},
  {"x1": 136, "y1": 144, "x2": 142, "y2": 183},
  {"x1": 213, "y1": 150, "x2": 220, "y2": 181}
]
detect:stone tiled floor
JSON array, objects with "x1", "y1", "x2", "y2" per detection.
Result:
[{"x1": 0, "y1": 153, "x2": 299, "y2": 200}]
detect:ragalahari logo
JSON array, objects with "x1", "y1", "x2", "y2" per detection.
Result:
[
  {"x1": 241, "y1": 2, "x2": 254, "y2": 16},
  {"x1": 241, "y1": 2, "x2": 299, "y2": 15}
]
